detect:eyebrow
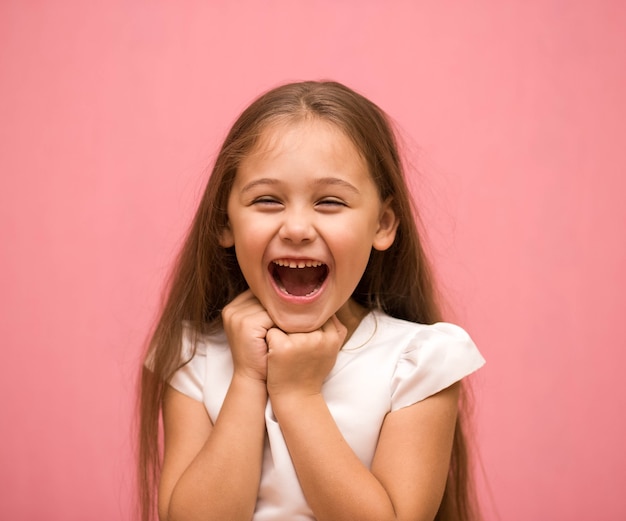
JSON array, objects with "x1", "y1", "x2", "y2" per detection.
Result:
[
  {"x1": 240, "y1": 176, "x2": 361, "y2": 195},
  {"x1": 240, "y1": 178, "x2": 280, "y2": 194},
  {"x1": 313, "y1": 177, "x2": 361, "y2": 194}
]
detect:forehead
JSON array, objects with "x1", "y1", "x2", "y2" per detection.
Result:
[{"x1": 242, "y1": 118, "x2": 366, "y2": 169}]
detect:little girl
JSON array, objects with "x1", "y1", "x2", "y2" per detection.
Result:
[{"x1": 138, "y1": 81, "x2": 485, "y2": 521}]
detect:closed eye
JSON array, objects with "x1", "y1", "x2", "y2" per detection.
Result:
[
  {"x1": 315, "y1": 198, "x2": 348, "y2": 209},
  {"x1": 252, "y1": 196, "x2": 282, "y2": 206}
]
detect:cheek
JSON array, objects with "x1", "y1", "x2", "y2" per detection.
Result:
[
  {"x1": 330, "y1": 231, "x2": 372, "y2": 266},
  {"x1": 328, "y1": 221, "x2": 380, "y2": 273},
  {"x1": 233, "y1": 233, "x2": 266, "y2": 262},
  {"x1": 230, "y1": 215, "x2": 272, "y2": 246},
  {"x1": 230, "y1": 220, "x2": 274, "y2": 278}
]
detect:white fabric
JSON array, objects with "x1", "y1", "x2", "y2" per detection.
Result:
[{"x1": 169, "y1": 310, "x2": 485, "y2": 520}]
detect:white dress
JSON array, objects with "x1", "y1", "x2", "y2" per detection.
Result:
[{"x1": 169, "y1": 310, "x2": 485, "y2": 520}]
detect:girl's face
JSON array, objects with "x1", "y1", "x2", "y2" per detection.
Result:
[{"x1": 220, "y1": 119, "x2": 398, "y2": 334}]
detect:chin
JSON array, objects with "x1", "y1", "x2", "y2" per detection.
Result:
[{"x1": 270, "y1": 312, "x2": 326, "y2": 334}]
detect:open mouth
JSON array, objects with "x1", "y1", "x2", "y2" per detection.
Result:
[{"x1": 270, "y1": 260, "x2": 329, "y2": 297}]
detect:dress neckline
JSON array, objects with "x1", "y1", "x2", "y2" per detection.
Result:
[{"x1": 341, "y1": 309, "x2": 380, "y2": 352}]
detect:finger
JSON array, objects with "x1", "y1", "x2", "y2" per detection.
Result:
[
  {"x1": 254, "y1": 309, "x2": 276, "y2": 331},
  {"x1": 266, "y1": 327, "x2": 287, "y2": 348}
]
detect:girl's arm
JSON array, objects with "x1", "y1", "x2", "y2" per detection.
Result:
[
  {"x1": 272, "y1": 383, "x2": 459, "y2": 521},
  {"x1": 159, "y1": 376, "x2": 267, "y2": 521},
  {"x1": 158, "y1": 291, "x2": 273, "y2": 521},
  {"x1": 267, "y1": 318, "x2": 459, "y2": 521}
]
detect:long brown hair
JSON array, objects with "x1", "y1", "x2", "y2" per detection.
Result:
[{"x1": 137, "y1": 80, "x2": 480, "y2": 521}]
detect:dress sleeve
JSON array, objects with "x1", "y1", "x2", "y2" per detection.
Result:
[
  {"x1": 390, "y1": 322, "x2": 485, "y2": 411},
  {"x1": 168, "y1": 326, "x2": 207, "y2": 403}
]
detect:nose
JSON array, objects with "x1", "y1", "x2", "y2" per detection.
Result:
[{"x1": 278, "y1": 207, "x2": 315, "y2": 243}]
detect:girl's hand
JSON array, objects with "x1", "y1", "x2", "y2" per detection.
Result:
[
  {"x1": 266, "y1": 315, "x2": 347, "y2": 399},
  {"x1": 221, "y1": 290, "x2": 274, "y2": 382}
]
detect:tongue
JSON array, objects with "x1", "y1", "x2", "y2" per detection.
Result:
[{"x1": 275, "y1": 265, "x2": 326, "y2": 296}]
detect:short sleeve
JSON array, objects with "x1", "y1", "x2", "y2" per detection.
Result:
[
  {"x1": 168, "y1": 325, "x2": 207, "y2": 403},
  {"x1": 390, "y1": 322, "x2": 485, "y2": 411}
]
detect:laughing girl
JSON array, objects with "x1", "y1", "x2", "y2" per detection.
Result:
[{"x1": 138, "y1": 81, "x2": 485, "y2": 521}]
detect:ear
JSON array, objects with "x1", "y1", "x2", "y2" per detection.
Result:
[
  {"x1": 372, "y1": 198, "x2": 399, "y2": 251},
  {"x1": 218, "y1": 222, "x2": 235, "y2": 248}
]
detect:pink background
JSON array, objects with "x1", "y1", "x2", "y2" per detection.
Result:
[{"x1": 1, "y1": 1, "x2": 625, "y2": 519}]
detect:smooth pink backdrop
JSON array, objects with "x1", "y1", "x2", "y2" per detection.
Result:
[{"x1": 1, "y1": 1, "x2": 625, "y2": 520}]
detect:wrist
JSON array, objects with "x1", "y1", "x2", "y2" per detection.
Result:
[
  {"x1": 269, "y1": 391, "x2": 324, "y2": 417},
  {"x1": 231, "y1": 371, "x2": 268, "y2": 396}
]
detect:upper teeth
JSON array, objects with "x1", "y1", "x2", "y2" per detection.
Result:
[{"x1": 273, "y1": 260, "x2": 323, "y2": 269}]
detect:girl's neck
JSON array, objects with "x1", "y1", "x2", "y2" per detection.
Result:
[{"x1": 336, "y1": 298, "x2": 369, "y2": 345}]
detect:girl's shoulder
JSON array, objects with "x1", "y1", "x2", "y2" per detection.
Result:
[
  {"x1": 369, "y1": 310, "x2": 477, "y2": 348},
  {"x1": 167, "y1": 323, "x2": 229, "y2": 403},
  {"x1": 366, "y1": 310, "x2": 485, "y2": 409},
  {"x1": 181, "y1": 321, "x2": 228, "y2": 358}
]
